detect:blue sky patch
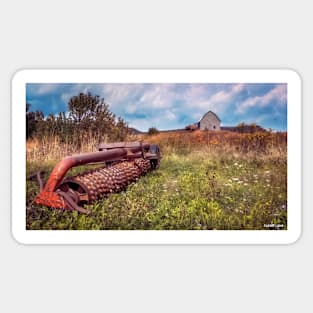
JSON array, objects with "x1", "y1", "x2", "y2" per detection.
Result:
[{"x1": 26, "y1": 83, "x2": 287, "y2": 131}]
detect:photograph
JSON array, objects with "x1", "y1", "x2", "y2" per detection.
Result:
[
  {"x1": 12, "y1": 69, "x2": 301, "y2": 244},
  {"x1": 25, "y1": 82, "x2": 287, "y2": 230}
]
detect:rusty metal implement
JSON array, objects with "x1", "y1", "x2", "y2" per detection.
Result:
[{"x1": 33, "y1": 142, "x2": 161, "y2": 213}]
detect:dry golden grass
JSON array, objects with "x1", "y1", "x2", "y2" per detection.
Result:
[
  {"x1": 26, "y1": 130, "x2": 287, "y2": 164},
  {"x1": 26, "y1": 136, "x2": 100, "y2": 163},
  {"x1": 140, "y1": 130, "x2": 287, "y2": 160}
]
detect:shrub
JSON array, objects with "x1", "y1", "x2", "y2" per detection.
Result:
[{"x1": 147, "y1": 127, "x2": 159, "y2": 136}]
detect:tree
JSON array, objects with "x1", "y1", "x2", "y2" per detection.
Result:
[
  {"x1": 68, "y1": 92, "x2": 129, "y2": 144},
  {"x1": 147, "y1": 127, "x2": 159, "y2": 136},
  {"x1": 236, "y1": 122, "x2": 246, "y2": 133},
  {"x1": 249, "y1": 123, "x2": 257, "y2": 133},
  {"x1": 68, "y1": 92, "x2": 107, "y2": 122},
  {"x1": 26, "y1": 103, "x2": 44, "y2": 139},
  {"x1": 27, "y1": 92, "x2": 129, "y2": 146}
]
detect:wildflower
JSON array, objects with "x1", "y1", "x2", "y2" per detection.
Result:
[{"x1": 244, "y1": 183, "x2": 248, "y2": 186}]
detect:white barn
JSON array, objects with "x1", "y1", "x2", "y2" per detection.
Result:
[{"x1": 199, "y1": 111, "x2": 221, "y2": 130}]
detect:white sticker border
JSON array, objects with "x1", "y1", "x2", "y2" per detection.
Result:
[{"x1": 12, "y1": 69, "x2": 301, "y2": 244}]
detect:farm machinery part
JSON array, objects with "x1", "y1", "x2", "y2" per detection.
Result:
[{"x1": 32, "y1": 142, "x2": 161, "y2": 214}]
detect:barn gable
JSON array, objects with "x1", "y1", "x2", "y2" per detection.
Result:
[{"x1": 199, "y1": 111, "x2": 221, "y2": 130}]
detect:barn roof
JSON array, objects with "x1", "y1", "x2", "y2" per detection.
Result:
[{"x1": 200, "y1": 110, "x2": 221, "y2": 122}]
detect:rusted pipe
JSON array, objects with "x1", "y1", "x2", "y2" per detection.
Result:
[
  {"x1": 41, "y1": 148, "x2": 128, "y2": 194},
  {"x1": 99, "y1": 142, "x2": 150, "y2": 152}
]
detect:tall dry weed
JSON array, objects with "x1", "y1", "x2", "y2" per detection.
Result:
[
  {"x1": 27, "y1": 130, "x2": 287, "y2": 164},
  {"x1": 27, "y1": 136, "x2": 101, "y2": 163}
]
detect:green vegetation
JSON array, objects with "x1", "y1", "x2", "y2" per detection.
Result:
[
  {"x1": 26, "y1": 146, "x2": 287, "y2": 230},
  {"x1": 147, "y1": 127, "x2": 159, "y2": 136},
  {"x1": 26, "y1": 92, "x2": 129, "y2": 146}
]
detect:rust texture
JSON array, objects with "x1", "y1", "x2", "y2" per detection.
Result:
[{"x1": 33, "y1": 142, "x2": 161, "y2": 213}]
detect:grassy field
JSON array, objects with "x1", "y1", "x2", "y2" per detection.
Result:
[{"x1": 26, "y1": 130, "x2": 287, "y2": 230}]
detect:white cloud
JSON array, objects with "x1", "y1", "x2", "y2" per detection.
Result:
[
  {"x1": 101, "y1": 84, "x2": 146, "y2": 108},
  {"x1": 236, "y1": 84, "x2": 287, "y2": 113},
  {"x1": 139, "y1": 84, "x2": 178, "y2": 109},
  {"x1": 209, "y1": 84, "x2": 244, "y2": 105},
  {"x1": 164, "y1": 110, "x2": 176, "y2": 121},
  {"x1": 36, "y1": 84, "x2": 59, "y2": 95},
  {"x1": 180, "y1": 83, "x2": 244, "y2": 123},
  {"x1": 125, "y1": 104, "x2": 137, "y2": 114}
]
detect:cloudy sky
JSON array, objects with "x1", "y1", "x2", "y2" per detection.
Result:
[{"x1": 26, "y1": 83, "x2": 287, "y2": 131}]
